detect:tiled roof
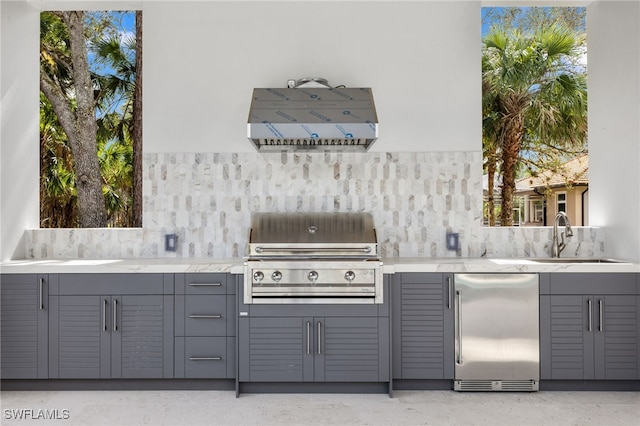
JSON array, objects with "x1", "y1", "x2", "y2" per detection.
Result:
[{"x1": 516, "y1": 154, "x2": 588, "y2": 191}]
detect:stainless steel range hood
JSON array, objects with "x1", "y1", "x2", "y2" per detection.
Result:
[{"x1": 247, "y1": 82, "x2": 378, "y2": 152}]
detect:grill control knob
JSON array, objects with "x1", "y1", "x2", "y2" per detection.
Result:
[
  {"x1": 253, "y1": 271, "x2": 264, "y2": 283},
  {"x1": 344, "y1": 271, "x2": 356, "y2": 283},
  {"x1": 271, "y1": 271, "x2": 283, "y2": 282},
  {"x1": 308, "y1": 271, "x2": 319, "y2": 283}
]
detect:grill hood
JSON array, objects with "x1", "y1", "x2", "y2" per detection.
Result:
[
  {"x1": 248, "y1": 212, "x2": 379, "y2": 258},
  {"x1": 247, "y1": 85, "x2": 378, "y2": 152}
]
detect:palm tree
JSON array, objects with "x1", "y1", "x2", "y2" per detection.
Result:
[
  {"x1": 481, "y1": 59, "x2": 501, "y2": 227},
  {"x1": 92, "y1": 22, "x2": 141, "y2": 227},
  {"x1": 482, "y1": 24, "x2": 587, "y2": 226},
  {"x1": 40, "y1": 93, "x2": 77, "y2": 228}
]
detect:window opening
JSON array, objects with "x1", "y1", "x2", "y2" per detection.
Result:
[
  {"x1": 557, "y1": 192, "x2": 567, "y2": 214},
  {"x1": 40, "y1": 10, "x2": 142, "y2": 228},
  {"x1": 482, "y1": 6, "x2": 587, "y2": 227}
]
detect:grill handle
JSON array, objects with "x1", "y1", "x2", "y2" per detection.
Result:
[{"x1": 254, "y1": 246, "x2": 372, "y2": 254}]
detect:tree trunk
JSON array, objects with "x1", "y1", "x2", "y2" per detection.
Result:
[
  {"x1": 41, "y1": 11, "x2": 107, "y2": 228},
  {"x1": 131, "y1": 10, "x2": 143, "y2": 228},
  {"x1": 500, "y1": 110, "x2": 524, "y2": 227},
  {"x1": 487, "y1": 155, "x2": 497, "y2": 226}
]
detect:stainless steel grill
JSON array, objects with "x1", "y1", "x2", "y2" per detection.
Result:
[{"x1": 244, "y1": 212, "x2": 383, "y2": 304}]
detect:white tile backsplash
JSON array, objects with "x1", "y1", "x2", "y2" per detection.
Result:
[{"x1": 21, "y1": 151, "x2": 605, "y2": 259}]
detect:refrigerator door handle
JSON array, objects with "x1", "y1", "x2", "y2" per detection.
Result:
[{"x1": 456, "y1": 290, "x2": 462, "y2": 365}]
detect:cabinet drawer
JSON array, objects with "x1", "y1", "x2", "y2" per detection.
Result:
[
  {"x1": 55, "y1": 274, "x2": 166, "y2": 295},
  {"x1": 546, "y1": 273, "x2": 637, "y2": 295},
  {"x1": 180, "y1": 337, "x2": 233, "y2": 378},
  {"x1": 185, "y1": 295, "x2": 227, "y2": 336},
  {"x1": 183, "y1": 274, "x2": 228, "y2": 295}
]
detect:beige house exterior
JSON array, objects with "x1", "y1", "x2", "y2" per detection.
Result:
[{"x1": 515, "y1": 154, "x2": 589, "y2": 227}]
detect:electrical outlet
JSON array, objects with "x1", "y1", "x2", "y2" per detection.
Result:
[
  {"x1": 165, "y1": 234, "x2": 177, "y2": 252},
  {"x1": 446, "y1": 232, "x2": 459, "y2": 251}
]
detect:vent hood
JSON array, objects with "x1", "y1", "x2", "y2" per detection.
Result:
[{"x1": 247, "y1": 79, "x2": 378, "y2": 152}]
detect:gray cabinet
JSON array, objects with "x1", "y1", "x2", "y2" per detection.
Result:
[
  {"x1": 238, "y1": 280, "x2": 390, "y2": 384},
  {"x1": 48, "y1": 274, "x2": 174, "y2": 379},
  {"x1": 174, "y1": 273, "x2": 235, "y2": 379},
  {"x1": 540, "y1": 273, "x2": 640, "y2": 380},
  {"x1": 391, "y1": 273, "x2": 454, "y2": 380},
  {"x1": 239, "y1": 315, "x2": 388, "y2": 383},
  {"x1": 241, "y1": 316, "x2": 307, "y2": 382},
  {"x1": 316, "y1": 316, "x2": 388, "y2": 382},
  {"x1": 0, "y1": 274, "x2": 49, "y2": 379}
]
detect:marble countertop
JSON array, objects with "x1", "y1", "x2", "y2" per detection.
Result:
[
  {"x1": 1, "y1": 257, "x2": 638, "y2": 274},
  {"x1": 382, "y1": 257, "x2": 640, "y2": 273}
]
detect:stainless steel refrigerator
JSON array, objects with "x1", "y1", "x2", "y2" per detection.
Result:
[{"x1": 454, "y1": 273, "x2": 539, "y2": 391}]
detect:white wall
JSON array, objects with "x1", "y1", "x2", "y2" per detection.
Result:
[
  {"x1": 144, "y1": 1, "x2": 480, "y2": 153},
  {"x1": 1, "y1": 1, "x2": 40, "y2": 262},
  {"x1": 588, "y1": 1, "x2": 640, "y2": 262},
  {"x1": 1, "y1": 0, "x2": 640, "y2": 262}
]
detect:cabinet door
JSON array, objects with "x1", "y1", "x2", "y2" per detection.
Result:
[
  {"x1": 594, "y1": 295, "x2": 639, "y2": 380},
  {"x1": 49, "y1": 295, "x2": 111, "y2": 379},
  {"x1": 540, "y1": 295, "x2": 594, "y2": 380},
  {"x1": 395, "y1": 273, "x2": 454, "y2": 379},
  {"x1": 112, "y1": 295, "x2": 174, "y2": 379},
  {"x1": 0, "y1": 274, "x2": 48, "y2": 379},
  {"x1": 238, "y1": 316, "x2": 310, "y2": 382},
  {"x1": 317, "y1": 316, "x2": 387, "y2": 382}
]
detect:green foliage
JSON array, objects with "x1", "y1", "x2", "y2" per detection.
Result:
[
  {"x1": 482, "y1": 7, "x2": 587, "y2": 226},
  {"x1": 40, "y1": 11, "x2": 137, "y2": 228},
  {"x1": 39, "y1": 92, "x2": 77, "y2": 227}
]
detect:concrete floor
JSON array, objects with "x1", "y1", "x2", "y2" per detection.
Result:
[{"x1": 1, "y1": 390, "x2": 639, "y2": 426}]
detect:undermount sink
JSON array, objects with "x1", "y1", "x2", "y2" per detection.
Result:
[
  {"x1": 489, "y1": 258, "x2": 630, "y2": 265},
  {"x1": 529, "y1": 258, "x2": 629, "y2": 264}
]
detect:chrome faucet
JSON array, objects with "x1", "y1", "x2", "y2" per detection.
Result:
[{"x1": 552, "y1": 211, "x2": 574, "y2": 258}]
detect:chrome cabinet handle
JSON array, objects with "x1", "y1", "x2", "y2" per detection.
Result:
[
  {"x1": 39, "y1": 278, "x2": 45, "y2": 310},
  {"x1": 189, "y1": 314, "x2": 222, "y2": 319},
  {"x1": 189, "y1": 357, "x2": 222, "y2": 361},
  {"x1": 255, "y1": 246, "x2": 372, "y2": 254},
  {"x1": 306, "y1": 321, "x2": 311, "y2": 355},
  {"x1": 317, "y1": 321, "x2": 322, "y2": 355},
  {"x1": 456, "y1": 291, "x2": 462, "y2": 365},
  {"x1": 113, "y1": 299, "x2": 118, "y2": 332},
  {"x1": 103, "y1": 299, "x2": 108, "y2": 331},
  {"x1": 587, "y1": 299, "x2": 592, "y2": 332},
  {"x1": 189, "y1": 283, "x2": 222, "y2": 287},
  {"x1": 447, "y1": 277, "x2": 452, "y2": 309},
  {"x1": 598, "y1": 299, "x2": 604, "y2": 332}
]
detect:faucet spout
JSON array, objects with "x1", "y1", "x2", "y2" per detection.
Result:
[{"x1": 552, "y1": 211, "x2": 573, "y2": 258}]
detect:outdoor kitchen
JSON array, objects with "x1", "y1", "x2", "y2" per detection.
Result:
[{"x1": 1, "y1": 1, "x2": 639, "y2": 425}]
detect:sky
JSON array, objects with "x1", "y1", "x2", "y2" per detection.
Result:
[
  {"x1": 481, "y1": 6, "x2": 587, "y2": 38},
  {"x1": 481, "y1": 6, "x2": 503, "y2": 37}
]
